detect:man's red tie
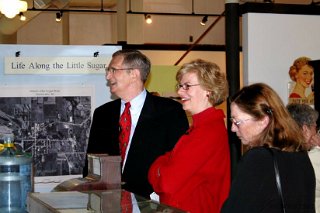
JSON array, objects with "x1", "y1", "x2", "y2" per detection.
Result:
[
  {"x1": 119, "y1": 102, "x2": 131, "y2": 162},
  {"x1": 119, "y1": 103, "x2": 132, "y2": 213},
  {"x1": 121, "y1": 190, "x2": 133, "y2": 213}
]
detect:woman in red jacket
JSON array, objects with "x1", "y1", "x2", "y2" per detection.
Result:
[{"x1": 148, "y1": 59, "x2": 231, "y2": 213}]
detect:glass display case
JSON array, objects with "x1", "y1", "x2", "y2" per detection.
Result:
[{"x1": 27, "y1": 189, "x2": 186, "y2": 213}]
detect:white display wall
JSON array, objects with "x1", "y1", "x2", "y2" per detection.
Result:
[{"x1": 243, "y1": 12, "x2": 320, "y2": 105}]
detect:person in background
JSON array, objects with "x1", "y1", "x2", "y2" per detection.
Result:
[
  {"x1": 148, "y1": 59, "x2": 231, "y2": 213},
  {"x1": 221, "y1": 83, "x2": 315, "y2": 213},
  {"x1": 286, "y1": 103, "x2": 320, "y2": 213},
  {"x1": 83, "y1": 49, "x2": 189, "y2": 198}
]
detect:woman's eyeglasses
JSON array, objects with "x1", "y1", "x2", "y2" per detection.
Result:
[
  {"x1": 229, "y1": 117, "x2": 251, "y2": 127},
  {"x1": 176, "y1": 83, "x2": 200, "y2": 90}
]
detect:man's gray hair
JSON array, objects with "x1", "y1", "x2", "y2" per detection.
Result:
[{"x1": 287, "y1": 103, "x2": 319, "y2": 128}]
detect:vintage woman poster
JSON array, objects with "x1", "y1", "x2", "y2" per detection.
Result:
[{"x1": 288, "y1": 56, "x2": 314, "y2": 105}]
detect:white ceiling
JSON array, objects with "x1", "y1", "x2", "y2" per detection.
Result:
[{"x1": 0, "y1": 0, "x2": 317, "y2": 41}]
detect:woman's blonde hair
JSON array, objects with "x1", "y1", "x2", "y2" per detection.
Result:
[{"x1": 176, "y1": 59, "x2": 228, "y2": 106}]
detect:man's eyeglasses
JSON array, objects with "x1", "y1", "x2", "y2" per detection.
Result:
[
  {"x1": 176, "y1": 83, "x2": 200, "y2": 90},
  {"x1": 229, "y1": 117, "x2": 251, "y2": 127},
  {"x1": 105, "y1": 67, "x2": 134, "y2": 74}
]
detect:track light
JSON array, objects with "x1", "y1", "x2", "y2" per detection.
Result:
[
  {"x1": 56, "y1": 11, "x2": 62, "y2": 22},
  {"x1": 145, "y1": 14, "x2": 152, "y2": 24},
  {"x1": 200, "y1": 15, "x2": 208, "y2": 26},
  {"x1": 19, "y1": 12, "x2": 26, "y2": 21}
]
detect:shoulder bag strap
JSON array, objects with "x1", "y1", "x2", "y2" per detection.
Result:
[{"x1": 267, "y1": 148, "x2": 286, "y2": 213}]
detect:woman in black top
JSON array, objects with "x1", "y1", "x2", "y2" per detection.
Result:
[{"x1": 222, "y1": 83, "x2": 315, "y2": 213}]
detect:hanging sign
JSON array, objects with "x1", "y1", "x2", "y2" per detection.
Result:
[{"x1": 4, "y1": 56, "x2": 111, "y2": 74}]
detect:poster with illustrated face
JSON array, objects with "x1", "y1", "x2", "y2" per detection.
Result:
[{"x1": 288, "y1": 56, "x2": 314, "y2": 105}]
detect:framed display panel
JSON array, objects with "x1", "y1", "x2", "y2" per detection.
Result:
[{"x1": 0, "y1": 44, "x2": 121, "y2": 191}]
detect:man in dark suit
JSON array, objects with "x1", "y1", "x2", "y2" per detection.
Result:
[{"x1": 83, "y1": 49, "x2": 189, "y2": 198}]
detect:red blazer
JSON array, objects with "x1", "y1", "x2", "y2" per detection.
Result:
[{"x1": 148, "y1": 107, "x2": 231, "y2": 213}]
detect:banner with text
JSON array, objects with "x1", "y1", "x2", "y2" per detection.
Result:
[{"x1": 5, "y1": 56, "x2": 111, "y2": 74}]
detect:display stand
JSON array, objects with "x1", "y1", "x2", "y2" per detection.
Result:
[{"x1": 27, "y1": 189, "x2": 186, "y2": 213}]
